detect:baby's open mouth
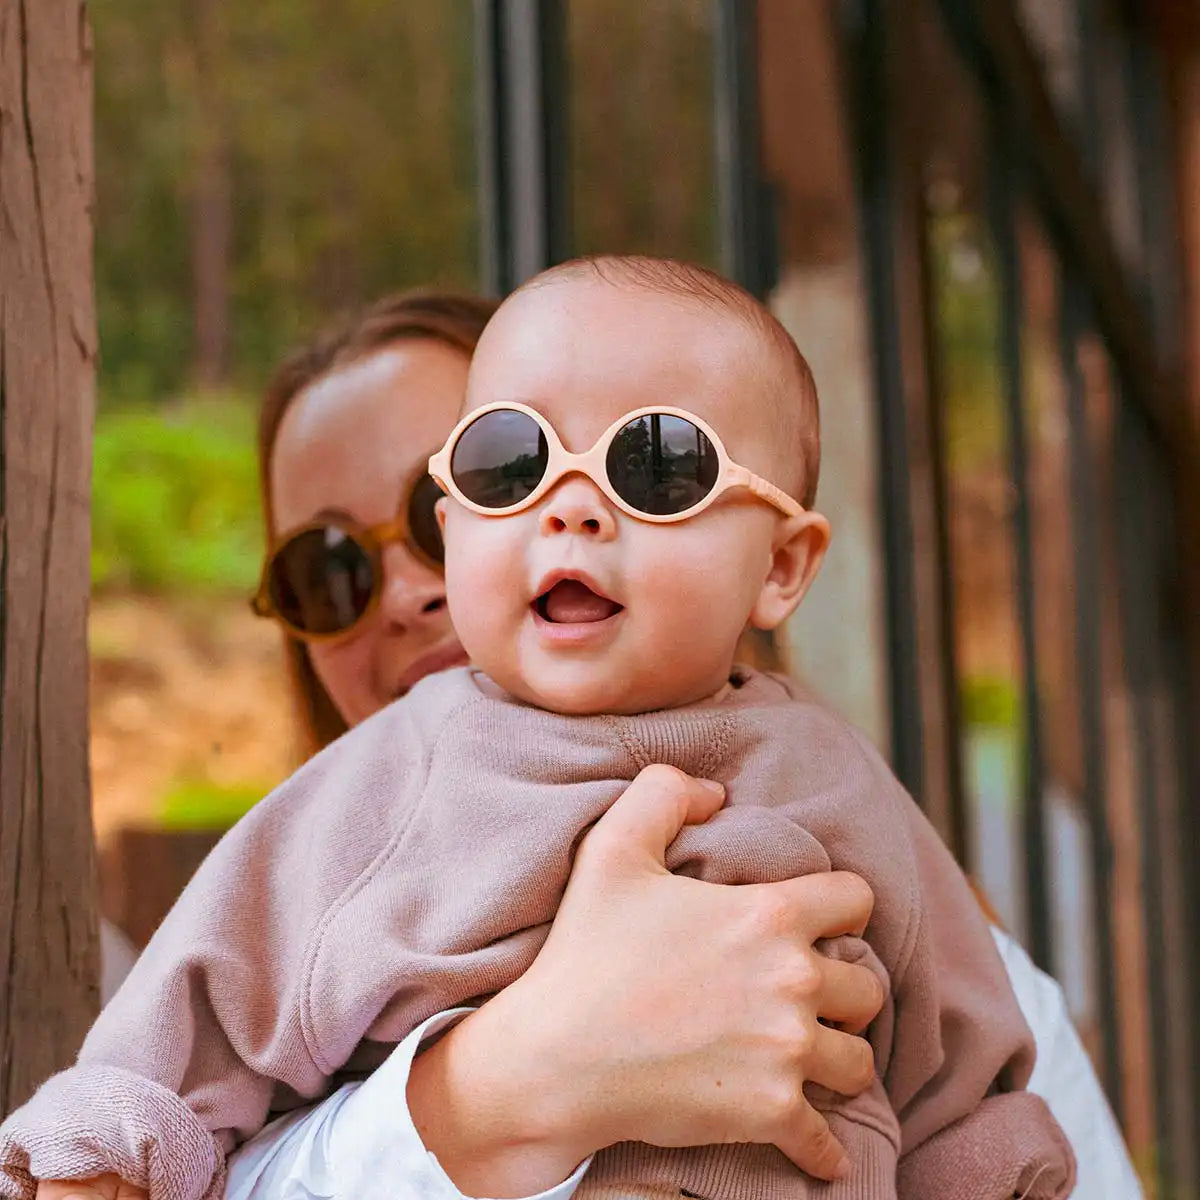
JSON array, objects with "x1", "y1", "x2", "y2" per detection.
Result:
[{"x1": 534, "y1": 579, "x2": 624, "y2": 624}]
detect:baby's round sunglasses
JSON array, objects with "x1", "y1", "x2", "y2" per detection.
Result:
[
  {"x1": 253, "y1": 403, "x2": 804, "y2": 641},
  {"x1": 428, "y1": 401, "x2": 804, "y2": 524}
]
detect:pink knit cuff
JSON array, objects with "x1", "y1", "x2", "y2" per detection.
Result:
[
  {"x1": 584, "y1": 1116, "x2": 899, "y2": 1199},
  {"x1": 0, "y1": 1066, "x2": 224, "y2": 1200},
  {"x1": 898, "y1": 1091, "x2": 1076, "y2": 1200}
]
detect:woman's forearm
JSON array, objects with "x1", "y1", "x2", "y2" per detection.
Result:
[
  {"x1": 224, "y1": 1008, "x2": 590, "y2": 1200},
  {"x1": 406, "y1": 999, "x2": 596, "y2": 1198}
]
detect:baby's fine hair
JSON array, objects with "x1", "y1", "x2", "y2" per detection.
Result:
[{"x1": 518, "y1": 254, "x2": 821, "y2": 507}]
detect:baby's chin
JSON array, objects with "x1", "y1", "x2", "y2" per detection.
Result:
[
  {"x1": 491, "y1": 658, "x2": 723, "y2": 717},
  {"x1": 508, "y1": 671, "x2": 649, "y2": 717}
]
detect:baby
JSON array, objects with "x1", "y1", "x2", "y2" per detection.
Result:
[{"x1": 0, "y1": 257, "x2": 1074, "y2": 1200}]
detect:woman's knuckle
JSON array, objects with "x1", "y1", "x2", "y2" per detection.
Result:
[
  {"x1": 789, "y1": 1016, "x2": 816, "y2": 1061},
  {"x1": 761, "y1": 1080, "x2": 802, "y2": 1127},
  {"x1": 767, "y1": 1010, "x2": 813, "y2": 1062},
  {"x1": 787, "y1": 954, "x2": 823, "y2": 1001},
  {"x1": 750, "y1": 890, "x2": 793, "y2": 937}
]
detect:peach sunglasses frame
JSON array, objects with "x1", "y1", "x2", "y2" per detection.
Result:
[{"x1": 428, "y1": 401, "x2": 806, "y2": 523}]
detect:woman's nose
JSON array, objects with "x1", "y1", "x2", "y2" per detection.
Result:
[
  {"x1": 377, "y1": 545, "x2": 449, "y2": 630},
  {"x1": 537, "y1": 476, "x2": 618, "y2": 540}
]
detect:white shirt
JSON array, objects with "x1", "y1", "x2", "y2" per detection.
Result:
[{"x1": 224, "y1": 930, "x2": 1142, "y2": 1200}]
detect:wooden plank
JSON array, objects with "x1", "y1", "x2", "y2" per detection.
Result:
[{"x1": 0, "y1": 0, "x2": 99, "y2": 1117}]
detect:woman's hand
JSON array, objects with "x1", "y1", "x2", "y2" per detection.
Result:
[
  {"x1": 35, "y1": 1178, "x2": 147, "y2": 1200},
  {"x1": 407, "y1": 765, "x2": 882, "y2": 1199}
]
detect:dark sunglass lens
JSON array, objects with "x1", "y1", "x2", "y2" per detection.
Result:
[
  {"x1": 408, "y1": 473, "x2": 446, "y2": 565},
  {"x1": 269, "y1": 526, "x2": 375, "y2": 635},
  {"x1": 606, "y1": 414, "x2": 719, "y2": 515},
  {"x1": 451, "y1": 409, "x2": 549, "y2": 509}
]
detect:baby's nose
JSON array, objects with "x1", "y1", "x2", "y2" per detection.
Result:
[{"x1": 538, "y1": 477, "x2": 618, "y2": 539}]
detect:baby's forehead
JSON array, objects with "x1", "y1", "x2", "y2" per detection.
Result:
[{"x1": 470, "y1": 275, "x2": 772, "y2": 400}]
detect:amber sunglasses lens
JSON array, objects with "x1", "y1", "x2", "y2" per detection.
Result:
[
  {"x1": 606, "y1": 413, "x2": 719, "y2": 515},
  {"x1": 408, "y1": 472, "x2": 446, "y2": 564},
  {"x1": 267, "y1": 526, "x2": 376, "y2": 636},
  {"x1": 450, "y1": 408, "x2": 549, "y2": 509}
]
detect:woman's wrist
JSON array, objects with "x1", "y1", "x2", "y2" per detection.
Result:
[{"x1": 406, "y1": 988, "x2": 598, "y2": 1198}]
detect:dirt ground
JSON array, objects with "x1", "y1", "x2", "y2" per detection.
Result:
[{"x1": 89, "y1": 592, "x2": 300, "y2": 846}]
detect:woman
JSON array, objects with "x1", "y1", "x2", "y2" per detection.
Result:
[{"x1": 231, "y1": 290, "x2": 1140, "y2": 1200}]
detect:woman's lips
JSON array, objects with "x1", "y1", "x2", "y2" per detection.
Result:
[{"x1": 393, "y1": 641, "x2": 470, "y2": 697}]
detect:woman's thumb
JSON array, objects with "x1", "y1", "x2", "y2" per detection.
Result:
[{"x1": 581, "y1": 764, "x2": 725, "y2": 869}]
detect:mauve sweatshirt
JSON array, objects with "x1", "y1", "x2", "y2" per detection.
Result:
[{"x1": 0, "y1": 667, "x2": 1074, "y2": 1200}]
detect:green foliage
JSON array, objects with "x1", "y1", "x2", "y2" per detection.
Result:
[
  {"x1": 157, "y1": 777, "x2": 266, "y2": 831},
  {"x1": 91, "y1": 0, "x2": 717, "y2": 407},
  {"x1": 93, "y1": 0, "x2": 480, "y2": 406},
  {"x1": 959, "y1": 674, "x2": 1022, "y2": 730},
  {"x1": 927, "y1": 213, "x2": 1006, "y2": 473},
  {"x1": 91, "y1": 398, "x2": 263, "y2": 594}
]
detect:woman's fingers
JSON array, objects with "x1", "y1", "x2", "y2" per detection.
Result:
[
  {"x1": 577, "y1": 764, "x2": 725, "y2": 872},
  {"x1": 805, "y1": 1023, "x2": 876, "y2": 1096},
  {"x1": 786, "y1": 871, "x2": 875, "y2": 943},
  {"x1": 773, "y1": 1099, "x2": 850, "y2": 1182},
  {"x1": 816, "y1": 955, "x2": 885, "y2": 1034}
]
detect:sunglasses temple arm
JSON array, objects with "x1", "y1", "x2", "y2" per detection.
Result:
[{"x1": 730, "y1": 466, "x2": 806, "y2": 518}]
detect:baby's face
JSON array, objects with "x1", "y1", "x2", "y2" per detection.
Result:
[{"x1": 441, "y1": 278, "x2": 815, "y2": 715}]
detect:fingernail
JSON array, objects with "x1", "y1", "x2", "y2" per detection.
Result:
[
  {"x1": 698, "y1": 778, "x2": 725, "y2": 795},
  {"x1": 833, "y1": 1156, "x2": 851, "y2": 1180}
]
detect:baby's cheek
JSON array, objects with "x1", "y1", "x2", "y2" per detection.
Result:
[{"x1": 445, "y1": 531, "x2": 522, "y2": 663}]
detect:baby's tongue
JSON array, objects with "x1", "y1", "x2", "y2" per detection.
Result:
[{"x1": 542, "y1": 579, "x2": 620, "y2": 623}]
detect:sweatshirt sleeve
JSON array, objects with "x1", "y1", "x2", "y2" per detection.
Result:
[
  {"x1": 865, "y1": 740, "x2": 1077, "y2": 1200},
  {"x1": 0, "y1": 696, "x2": 440, "y2": 1200}
]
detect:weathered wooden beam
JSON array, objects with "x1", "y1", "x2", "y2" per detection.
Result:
[{"x1": 0, "y1": 0, "x2": 100, "y2": 1117}]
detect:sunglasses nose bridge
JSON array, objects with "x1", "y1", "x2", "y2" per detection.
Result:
[{"x1": 536, "y1": 464, "x2": 619, "y2": 538}]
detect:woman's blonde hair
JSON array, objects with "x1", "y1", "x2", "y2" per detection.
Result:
[{"x1": 259, "y1": 289, "x2": 792, "y2": 757}]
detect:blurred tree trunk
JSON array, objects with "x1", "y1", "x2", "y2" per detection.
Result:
[
  {"x1": 190, "y1": 0, "x2": 231, "y2": 390},
  {"x1": 0, "y1": 0, "x2": 100, "y2": 1117}
]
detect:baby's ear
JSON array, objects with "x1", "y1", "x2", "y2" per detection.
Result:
[
  {"x1": 435, "y1": 495, "x2": 448, "y2": 533},
  {"x1": 749, "y1": 511, "x2": 830, "y2": 630}
]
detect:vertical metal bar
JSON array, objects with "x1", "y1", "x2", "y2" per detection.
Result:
[
  {"x1": 1122, "y1": 5, "x2": 1180, "y2": 358},
  {"x1": 1112, "y1": 402, "x2": 1174, "y2": 1197},
  {"x1": 713, "y1": 0, "x2": 772, "y2": 296},
  {"x1": 474, "y1": 0, "x2": 507, "y2": 296},
  {"x1": 986, "y1": 146, "x2": 1053, "y2": 971},
  {"x1": 837, "y1": 0, "x2": 926, "y2": 803},
  {"x1": 1060, "y1": 277, "x2": 1123, "y2": 1113},
  {"x1": 474, "y1": 0, "x2": 570, "y2": 296}
]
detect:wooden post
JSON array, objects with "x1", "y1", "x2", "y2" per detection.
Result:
[{"x1": 0, "y1": 0, "x2": 99, "y2": 1117}]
